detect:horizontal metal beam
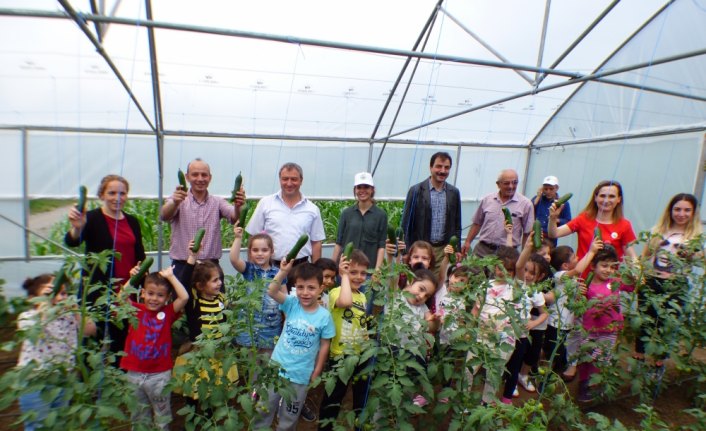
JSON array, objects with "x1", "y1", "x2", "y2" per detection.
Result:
[
  {"x1": 532, "y1": 124, "x2": 706, "y2": 148},
  {"x1": 0, "y1": 8, "x2": 585, "y2": 79},
  {"x1": 0, "y1": 125, "x2": 527, "y2": 149},
  {"x1": 374, "y1": 46, "x2": 706, "y2": 143}
]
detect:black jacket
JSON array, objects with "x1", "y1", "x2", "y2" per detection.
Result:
[
  {"x1": 401, "y1": 178, "x2": 462, "y2": 245},
  {"x1": 65, "y1": 208, "x2": 145, "y2": 304}
]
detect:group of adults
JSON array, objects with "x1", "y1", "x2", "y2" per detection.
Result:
[{"x1": 65, "y1": 154, "x2": 702, "y2": 362}]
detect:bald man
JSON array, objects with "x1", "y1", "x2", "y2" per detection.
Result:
[
  {"x1": 161, "y1": 158, "x2": 245, "y2": 274},
  {"x1": 461, "y1": 169, "x2": 534, "y2": 258}
]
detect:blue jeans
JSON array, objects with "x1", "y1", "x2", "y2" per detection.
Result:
[{"x1": 19, "y1": 388, "x2": 66, "y2": 431}]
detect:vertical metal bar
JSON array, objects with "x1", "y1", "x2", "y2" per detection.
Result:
[
  {"x1": 694, "y1": 134, "x2": 706, "y2": 217},
  {"x1": 366, "y1": 141, "x2": 374, "y2": 173},
  {"x1": 534, "y1": 0, "x2": 551, "y2": 84},
  {"x1": 21, "y1": 129, "x2": 29, "y2": 261},
  {"x1": 453, "y1": 144, "x2": 462, "y2": 187},
  {"x1": 521, "y1": 146, "x2": 533, "y2": 197},
  {"x1": 145, "y1": 0, "x2": 165, "y2": 267}
]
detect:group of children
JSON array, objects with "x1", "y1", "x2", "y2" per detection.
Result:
[{"x1": 16, "y1": 218, "x2": 638, "y2": 430}]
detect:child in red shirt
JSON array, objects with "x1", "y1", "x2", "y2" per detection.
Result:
[{"x1": 120, "y1": 265, "x2": 189, "y2": 430}]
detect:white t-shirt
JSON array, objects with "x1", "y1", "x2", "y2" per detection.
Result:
[
  {"x1": 548, "y1": 270, "x2": 576, "y2": 330},
  {"x1": 435, "y1": 283, "x2": 466, "y2": 345},
  {"x1": 513, "y1": 284, "x2": 546, "y2": 338}
]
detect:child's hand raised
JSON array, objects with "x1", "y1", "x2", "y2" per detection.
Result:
[
  {"x1": 128, "y1": 263, "x2": 141, "y2": 278},
  {"x1": 338, "y1": 256, "x2": 350, "y2": 277},
  {"x1": 279, "y1": 257, "x2": 294, "y2": 273},
  {"x1": 443, "y1": 244, "x2": 454, "y2": 255},
  {"x1": 549, "y1": 202, "x2": 562, "y2": 220},
  {"x1": 159, "y1": 265, "x2": 175, "y2": 279},
  {"x1": 233, "y1": 226, "x2": 244, "y2": 239},
  {"x1": 589, "y1": 236, "x2": 603, "y2": 254},
  {"x1": 504, "y1": 221, "x2": 513, "y2": 235}
]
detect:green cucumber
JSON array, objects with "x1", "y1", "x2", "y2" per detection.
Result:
[
  {"x1": 342, "y1": 242, "x2": 354, "y2": 260},
  {"x1": 231, "y1": 171, "x2": 242, "y2": 202},
  {"x1": 286, "y1": 234, "x2": 309, "y2": 262},
  {"x1": 555, "y1": 192, "x2": 573, "y2": 207},
  {"x1": 129, "y1": 257, "x2": 154, "y2": 287},
  {"x1": 585, "y1": 272, "x2": 595, "y2": 287},
  {"x1": 502, "y1": 207, "x2": 513, "y2": 225},
  {"x1": 594, "y1": 227, "x2": 602, "y2": 241},
  {"x1": 77, "y1": 185, "x2": 87, "y2": 213},
  {"x1": 387, "y1": 226, "x2": 397, "y2": 244},
  {"x1": 53, "y1": 269, "x2": 69, "y2": 296},
  {"x1": 448, "y1": 235, "x2": 459, "y2": 265},
  {"x1": 533, "y1": 220, "x2": 542, "y2": 249},
  {"x1": 238, "y1": 202, "x2": 249, "y2": 227},
  {"x1": 178, "y1": 169, "x2": 188, "y2": 192},
  {"x1": 191, "y1": 228, "x2": 206, "y2": 253}
]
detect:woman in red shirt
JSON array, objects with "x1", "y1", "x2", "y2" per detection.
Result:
[
  {"x1": 548, "y1": 180, "x2": 637, "y2": 261},
  {"x1": 65, "y1": 174, "x2": 146, "y2": 355}
]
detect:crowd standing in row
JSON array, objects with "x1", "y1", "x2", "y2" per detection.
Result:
[{"x1": 13, "y1": 154, "x2": 703, "y2": 430}]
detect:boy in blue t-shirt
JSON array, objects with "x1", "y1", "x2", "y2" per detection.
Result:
[{"x1": 253, "y1": 261, "x2": 335, "y2": 431}]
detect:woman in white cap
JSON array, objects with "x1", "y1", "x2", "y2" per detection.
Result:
[{"x1": 332, "y1": 172, "x2": 388, "y2": 269}]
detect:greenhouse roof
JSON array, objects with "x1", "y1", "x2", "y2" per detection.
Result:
[{"x1": 2, "y1": 0, "x2": 705, "y2": 149}]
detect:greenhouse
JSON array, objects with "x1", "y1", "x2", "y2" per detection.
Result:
[{"x1": 1, "y1": 0, "x2": 705, "y2": 429}]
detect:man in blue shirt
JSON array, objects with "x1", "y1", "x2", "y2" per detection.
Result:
[
  {"x1": 531, "y1": 176, "x2": 571, "y2": 247},
  {"x1": 401, "y1": 152, "x2": 462, "y2": 276}
]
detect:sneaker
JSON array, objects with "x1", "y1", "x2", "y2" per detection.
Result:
[
  {"x1": 439, "y1": 397, "x2": 449, "y2": 404},
  {"x1": 412, "y1": 394, "x2": 429, "y2": 407},
  {"x1": 518, "y1": 374, "x2": 536, "y2": 392},
  {"x1": 300, "y1": 398, "x2": 317, "y2": 422},
  {"x1": 512, "y1": 387, "x2": 520, "y2": 398},
  {"x1": 500, "y1": 397, "x2": 513, "y2": 405},
  {"x1": 577, "y1": 380, "x2": 593, "y2": 403}
]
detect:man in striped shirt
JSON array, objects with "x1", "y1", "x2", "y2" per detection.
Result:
[{"x1": 161, "y1": 158, "x2": 245, "y2": 276}]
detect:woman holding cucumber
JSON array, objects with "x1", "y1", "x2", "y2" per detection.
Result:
[
  {"x1": 634, "y1": 193, "x2": 702, "y2": 365},
  {"x1": 548, "y1": 180, "x2": 637, "y2": 261},
  {"x1": 333, "y1": 172, "x2": 388, "y2": 269},
  {"x1": 65, "y1": 174, "x2": 146, "y2": 354}
]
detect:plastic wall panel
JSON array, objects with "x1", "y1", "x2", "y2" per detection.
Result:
[
  {"x1": 0, "y1": 131, "x2": 25, "y2": 257},
  {"x1": 27, "y1": 132, "x2": 159, "y2": 198},
  {"x1": 526, "y1": 133, "x2": 703, "y2": 244},
  {"x1": 164, "y1": 137, "x2": 372, "y2": 199}
]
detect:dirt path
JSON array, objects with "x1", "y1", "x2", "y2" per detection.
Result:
[{"x1": 28, "y1": 204, "x2": 73, "y2": 238}]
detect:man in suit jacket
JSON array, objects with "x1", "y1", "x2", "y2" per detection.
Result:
[{"x1": 401, "y1": 152, "x2": 462, "y2": 276}]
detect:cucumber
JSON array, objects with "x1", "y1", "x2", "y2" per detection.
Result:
[
  {"x1": 387, "y1": 226, "x2": 397, "y2": 244},
  {"x1": 594, "y1": 227, "x2": 602, "y2": 241},
  {"x1": 238, "y1": 202, "x2": 249, "y2": 227},
  {"x1": 178, "y1": 169, "x2": 188, "y2": 192},
  {"x1": 448, "y1": 236, "x2": 459, "y2": 265},
  {"x1": 555, "y1": 192, "x2": 573, "y2": 207},
  {"x1": 129, "y1": 257, "x2": 154, "y2": 287},
  {"x1": 585, "y1": 272, "x2": 595, "y2": 287},
  {"x1": 231, "y1": 171, "x2": 242, "y2": 203},
  {"x1": 533, "y1": 220, "x2": 542, "y2": 249},
  {"x1": 191, "y1": 228, "x2": 206, "y2": 253},
  {"x1": 77, "y1": 185, "x2": 87, "y2": 213},
  {"x1": 342, "y1": 242, "x2": 354, "y2": 260},
  {"x1": 502, "y1": 207, "x2": 513, "y2": 225},
  {"x1": 286, "y1": 234, "x2": 309, "y2": 262},
  {"x1": 52, "y1": 269, "x2": 69, "y2": 296}
]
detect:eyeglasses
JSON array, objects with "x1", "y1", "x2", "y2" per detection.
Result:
[{"x1": 497, "y1": 180, "x2": 519, "y2": 186}]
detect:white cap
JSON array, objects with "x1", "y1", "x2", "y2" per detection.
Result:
[
  {"x1": 542, "y1": 175, "x2": 559, "y2": 186},
  {"x1": 354, "y1": 172, "x2": 374, "y2": 187}
]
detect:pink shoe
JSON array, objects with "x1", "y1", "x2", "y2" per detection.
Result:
[
  {"x1": 439, "y1": 397, "x2": 449, "y2": 404},
  {"x1": 413, "y1": 394, "x2": 428, "y2": 407},
  {"x1": 500, "y1": 397, "x2": 513, "y2": 405}
]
